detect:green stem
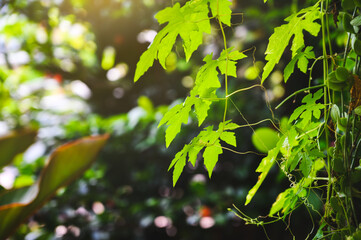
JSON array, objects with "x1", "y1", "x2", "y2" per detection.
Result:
[
  {"x1": 321, "y1": 0, "x2": 332, "y2": 217},
  {"x1": 275, "y1": 84, "x2": 325, "y2": 109},
  {"x1": 218, "y1": 14, "x2": 229, "y2": 124}
]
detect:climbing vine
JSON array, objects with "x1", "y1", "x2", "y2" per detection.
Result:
[{"x1": 135, "y1": 0, "x2": 361, "y2": 238}]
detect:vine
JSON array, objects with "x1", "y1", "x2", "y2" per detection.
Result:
[{"x1": 135, "y1": 0, "x2": 361, "y2": 238}]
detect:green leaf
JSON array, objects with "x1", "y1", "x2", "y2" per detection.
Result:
[
  {"x1": 269, "y1": 188, "x2": 292, "y2": 216},
  {"x1": 312, "y1": 223, "x2": 327, "y2": 240},
  {"x1": 284, "y1": 46, "x2": 315, "y2": 82},
  {"x1": 269, "y1": 183, "x2": 307, "y2": 216},
  {"x1": 300, "y1": 153, "x2": 312, "y2": 176},
  {"x1": 194, "y1": 97, "x2": 212, "y2": 125},
  {"x1": 134, "y1": 1, "x2": 211, "y2": 82},
  {"x1": 209, "y1": 0, "x2": 232, "y2": 26},
  {"x1": 0, "y1": 128, "x2": 37, "y2": 169},
  {"x1": 168, "y1": 145, "x2": 189, "y2": 185},
  {"x1": 262, "y1": 5, "x2": 321, "y2": 81},
  {"x1": 159, "y1": 49, "x2": 245, "y2": 146},
  {"x1": 221, "y1": 121, "x2": 241, "y2": 130},
  {"x1": 245, "y1": 142, "x2": 282, "y2": 205},
  {"x1": 0, "y1": 135, "x2": 109, "y2": 239},
  {"x1": 158, "y1": 99, "x2": 194, "y2": 147},
  {"x1": 203, "y1": 141, "x2": 223, "y2": 178},
  {"x1": 351, "y1": 15, "x2": 361, "y2": 26},
  {"x1": 289, "y1": 89, "x2": 324, "y2": 124},
  {"x1": 354, "y1": 106, "x2": 361, "y2": 116},
  {"x1": 168, "y1": 122, "x2": 239, "y2": 185},
  {"x1": 192, "y1": 49, "x2": 245, "y2": 98},
  {"x1": 220, "y1": 131, "x2": 237, "y2": 147}
]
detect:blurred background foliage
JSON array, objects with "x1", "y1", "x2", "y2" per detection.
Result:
[{"x1": 0, "y1": 0, "x2": 342, "y2": 239}]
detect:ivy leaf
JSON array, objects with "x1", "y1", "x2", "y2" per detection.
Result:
[
  {"x1": 284, "y1": 46, "x2": 315, "y2": 82},
  {"x1": 245, "y1": 141, "x2": 282, "y2": 205},
  {"x1": 218, "y1": 49, "x2": 246, "y2": 77},
  {"x1": 203, "y1": 141, "x2": 223, "y2": 178},
  {"x1": 269, "y1": 184, "x2": 307, "y2": 216},
  {"x1": 269, "y1": 188, "x2": 293, "y2": 216},
  {"x1": 309, "y1": 148, "x2": 325, "y2": 158},
  {"x1": 159, "y1": 49, "x2": 245, "y2": 147},
  {"x1": 300, "y1": 153, "x2": 312, "y2": 177},
  {"x1": 168, "y1": 121, "x2": 239, "y2": 185},
  {"x1": 220, "y1": 131, "x2": 237, "y2": 147},
  {"x1": 289, "y1": 89, "x2": 324, "y2": 123},
  {"x1": 209, "y1": 0, "x2": 232, "y2": 26},
  {"x1": 159, "y1": 98, "x2": 194, "y2": 147},
  {"x1": 192, "y1": 54, "x2": 221, "y2": 96},
  {"x1": 168, "y1": 145, "x2": 190, "y2": 185},
  {"x1": 193, "y1": 49, "x2": 245, "y2": 98},
  {"x1": 262, "y1": 5, "x2": 321, "y2": 82},
  {"x1": 221, "y1": 120, "x2": 241, "y2": 130},
  {"x1": 134, "y1": 1, "x2": 211, "y2": 82}
]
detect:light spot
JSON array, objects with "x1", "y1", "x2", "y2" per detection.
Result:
[
  {"x1": 183, "y1": 205, "x2": 194, "y2": 216},
  {"x1": 154, "y1": 216, "x2": 171, "y2": 228},
  {"x1": 36, "y1": 26, "x2": 48, "y2": 44},
  {"x1": 137, "y1": 29, "x2": 157, "y2": 44},
  {"x1": 273, "y1": 85, "x2": 285, "y2": 99},
  {"x1": 60, "y1": 59, "x2": 75, "y2": 72},
  {"x1": 0, "y1": 167, "x2": 18, "y2": 189},
  {"x1": 191, "y1": 174, "x2": 206, "y2": 183},
  {"x1": 92, "y1": 201, "x2": 105, "y2": 215},
  {"x1": 0, "y1": 122, "x2": 9, "y2": 136},
  {"x1": 270, "y1": 70, "x2": 283, "y2": 84},
  {"x1": 140, "y1": 216, "x2": 153, "y2": 228},
  {"x1": 9, "y1": 51, "x2": 30, "y2": 66},
  {"x1": 70, "y1": 80, "x2": 92, "y2": 99},
  {"x1": 199, "y1": 216, "x2": 215, "y2": 229},
  {"x1": 166, "y1": 226, "x2": 177, "y2": 237},
  {"x1": 234, "y1": 25, "x2": 248, "y2": 39},
  {"x1": 24, "y1": 141, "x2": 46, "y2": 163},
  {"x1": 68, "y1": 225, "x2": 81, "y2": 237},
  {"x1": 55, "y1": 225, "x2": 67, "y2": 237},
  {"x1": 106, "y1": 63, "x2": 128, "y2": 81},
  {"x1": 113, "y1": 88, "x2": 125, "y2": 99},
  {"x1": 181, "y1": 76, "x2": 194, "y2": 88}
]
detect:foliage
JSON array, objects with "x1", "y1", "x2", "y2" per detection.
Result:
[{"x1": 135, "y1": 0, "x2": 361, "y2": 239}]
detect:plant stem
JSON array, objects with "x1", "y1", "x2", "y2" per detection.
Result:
[
  {"x1": 321, "y1": 0, "x2": 332, "y2": 215},
  {"x1": 275, "y1": 84, "x2": 325, "y2": 109},
  {"x1": 218, "y1": 13, "x2": 229, "y2": 124}
]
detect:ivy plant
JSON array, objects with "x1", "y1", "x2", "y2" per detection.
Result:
[{"x1": 135, "y1": 0, "x2": 361, "y2": 238}]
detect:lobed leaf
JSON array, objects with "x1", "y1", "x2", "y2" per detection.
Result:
[
  {"x1": 168, "y1": 121, "x2": 239, "y2": 185},
  {"x1": 220, "y1": 131, "x2": 237, "y2": 147},
  {"x1": 203, "y1": 141, "x2": 223, "y2": 178},
  {"x1": 245, "y1": 141, "x2": 282, "y2": 205},
  {"x1": 134, "y1": 1, "x2": 211, "y2": 82},
  {"x1": 299, "y1": 153, "x2": 312, "y2": 176},
  {"x1": 284, "y1": 46, "x2": 315, "y2": 82},
  {"x1": 209, "y1": 0, "x2": 232, "y2": 26},
  {"x1": 159, "y1": 49, "x2": 245, "y2": 146},
  {"x1": 262, "y1": 5, "x2": 321, "y2": 82},
  {"x1": 289, "y1": 89, "x2": 324, "y2": 124}
]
